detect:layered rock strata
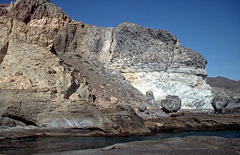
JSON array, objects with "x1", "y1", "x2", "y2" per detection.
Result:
[
  {"x1": 0, "y1": 0, "x2": 152, "y2": 134},
  {"x1": 145, "y1": 112, "x2": 240, "y2": 133},
  {"x1": 53, "y1": 19, "x2": 213, "y2": 110},
  {"x1": 4, "y1": 0, "x2": 213, "y2": 111},
  {"x1": 0, "y1": 0, "x2": 226, "y2": 134}
]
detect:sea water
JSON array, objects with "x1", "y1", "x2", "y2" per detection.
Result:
[{"x1": 1, "y1": 130, "x2": 240, "y2": 154}]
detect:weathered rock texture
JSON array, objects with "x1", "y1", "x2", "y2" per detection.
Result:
[
  {"x1": 45, "y1": 136, "x2": 240, "y2": 155},
  {"x1": 145, "y1": 112, "x2": 240, "y2": 133},
  {"x1": 2, "y1": 0, "x2": 234, "y2": 135},
  {"x1": 109, "y1": 23, "x2": 212, "y2": 110},
  {"x1": 0, "y1": 0, "x2": 152, "y2": 135},
  {"x1": 211, "y1": 87, "x2": 240, "y2": 113},
  {"x1": 0, "y1": 90, "x2": 150, "y2": 136},
  {"x1": 206, "y1": 77, "x2": 240, "y2": 113},
  {"x1": 0, "y1": 0, "x2": 214, "y2": 112},
  {"x1": 161, "y1": 95, "x2": 181, "y2": 113},
  {"x1": 53, "y1": 18, "x2": 213, "y2": 110}
]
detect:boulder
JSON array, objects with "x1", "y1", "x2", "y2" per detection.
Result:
[
  {"x1": 161, "y1": 95, "x2": 181, "y2": 113},
  {"x1": 51, "y1": 11, "x2": 213, "y2": 111},
  {"x1": 0, "y1": 0, "x2": 216, "y2": 132},
  {"x1": 212, "y1": 96, "x2": 231, "y2": 113},
  {"x1": 145, "y1": 90, "x2": 155, "y2": 105},
  {"x1": 211, "y1": 87, "x2": 240, "y2": 113},
  {"x1": 0, "y1": 1, "x2": 153, "y2": 134}
]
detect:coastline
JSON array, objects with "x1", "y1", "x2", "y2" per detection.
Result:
[
  {"x1": 1, "y1": 112, "x2": 240, "y2": 140},
  {"x1": 1, "y1": 112, "x2": 240, "y2": 154},
  {"x1": 39, "y1": 136, "x2": 240, "y2": 155},
  {"x1": 145, "y1": 112, "x2": 240, "y2": 133}
]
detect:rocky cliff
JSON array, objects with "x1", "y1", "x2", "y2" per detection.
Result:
[
  {"x1": 53, "y1": 14, "x2": 212, "y2": 110},
  {"x1": 0, "y1": 0, "x2": 229, "y2": 135},
  {"x1": 0, "y1": 0, "x2": 154, "y2": 135}
]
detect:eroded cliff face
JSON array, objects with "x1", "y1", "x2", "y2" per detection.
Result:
[
  {"x1": 110, "y1": 23, "x2": 212, "y2": 110},
  {"x1": 0, "y1": 0, "x2": 214, "y2": 134},
  {"x1": 54, "y1": 21, "x2": 213, "y2": 110},
  {"x1": 0, "y1": 0, "x2": 152, "y2": 135}
]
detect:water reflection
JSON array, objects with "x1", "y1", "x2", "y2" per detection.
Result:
[{"x1": 1, "y1": 130, "x2": 240, "y2": 154}]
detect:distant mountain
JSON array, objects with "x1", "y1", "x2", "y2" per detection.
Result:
[{"x1": 206, "y1": 76, "x2": 240, "y2": 93}]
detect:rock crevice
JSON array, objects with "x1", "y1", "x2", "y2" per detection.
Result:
[{"x1": 0, "y1": 42, "x2": 8, "y2": 64}]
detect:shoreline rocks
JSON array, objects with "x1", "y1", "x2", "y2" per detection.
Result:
[
  {"x1": 145, "y1": 112, "x2": 240, "y2": 133},
  {"x1": 0, "y1": 0, "x2": 239, "y2": 138},
  {"x1": 211, "y1": 87, "x2": 240, "y2": 113},
  {"x1": 37, "y1": 136, "x2": 240, "y2": 155},
  {"x1": 0, "y1": 90, "x2": 151, "y2": 138},
  {"x1": 0, "y1": 112, "x2": 240, "y2": 139}
]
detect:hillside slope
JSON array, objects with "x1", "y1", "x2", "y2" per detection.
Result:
[{"x1": 207, "y1": 76, "x2": 240, "y2": 93}]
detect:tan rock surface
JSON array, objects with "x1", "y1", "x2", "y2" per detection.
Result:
[
  {"x1": 0, "y1": 5, "x2": 151, "y2": 135},
  {"x1": 0, "y1": 0, "x2": 239, "y2": 138},
  {"x1": 0, "y1": 89, "x2": 151, "y2": 137}
]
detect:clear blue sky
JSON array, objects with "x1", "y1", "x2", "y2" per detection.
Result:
[{"x1": 2, "y1": 0, "x2": 240, "y2": 80}]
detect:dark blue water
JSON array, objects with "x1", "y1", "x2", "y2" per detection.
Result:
[{"x1": 1, "y1": 130, "x2": 240, "y2": 155}]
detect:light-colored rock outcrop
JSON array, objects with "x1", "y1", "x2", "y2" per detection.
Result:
[
  {"x1": 54, "y1": 21, "x2": 213, "y2": 110},
  {"x1": 122, "y1": 71, "x2": 212, "y2": 110},
  {"x1": 0, "y1": 17, "x2": 150, "y2": 135},
  {"x1": 0, "y1": 0, "x2": 153, "y2": 134},
  {"x1": 0, "y1": 90, "x2": 150, "y2": 136},
  {"x1": 107, "y1": 23, "x2": 212, "y2": 110},
  {"x1": 1, "y1": 0, "x2": 214, "y2": 118},
  {"x1": 0, "y1": 17, "x2": 90, "y2": 102},
  {"x1": 53, "y1": 22, "x2": 163, "y2": 118},
  {"x1": 1, "y1": 0, "x2": 240, "y2": 138}
]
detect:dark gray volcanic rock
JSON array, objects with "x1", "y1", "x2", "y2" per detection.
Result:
[
  {"x1": 212, "y1": 96, "x2": 231, "y2": 113},
  {"x1": 53, "y1": 14, "x2": 212, "y2": 110},
  {"x1": 109, "y1": 23, "x2": 207, "y2": 74},
  {"x1": 211, "y1": 87, "x2": 240, "y2": 113},
  {"x1": 145, "y1": 90, "x2": 156, "y2": 105},
  {"x1": 0, "y1": 0, "x2": 237, "y2": 138},
  {"x1": 145, "y1": 112, "x2": 240, "y2": 132},
  {"x1": 161, "y1": 95, "x2": 181, "y2": 113},
  {"x1": 207, "y1": 77, "x2": 240, "y2": 113},
  {"x1": 53, "y1": 20, "x2": 207, "y2": 76},
  {"x1": 43, "y1": 136, "x2": 240, "y2": 155}
]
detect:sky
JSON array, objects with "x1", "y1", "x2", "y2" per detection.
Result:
[{"x1": 2, "y1": 0, "x2": 240, "y2": 81}]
